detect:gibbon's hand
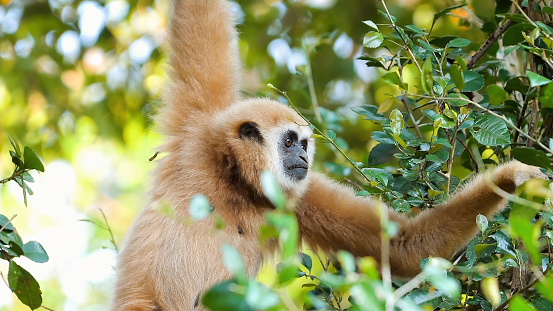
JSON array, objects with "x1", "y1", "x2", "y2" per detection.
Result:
[
  {"x1": 511, "y1": 161, "x2": 548, "y2": 186},
  {"x1": 493, "y1": 160, "x2": 548, "y2": 191}
]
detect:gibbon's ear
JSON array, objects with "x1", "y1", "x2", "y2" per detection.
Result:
[{"x1": 239, "y1": 122, "x2": 264, "y2": 143}]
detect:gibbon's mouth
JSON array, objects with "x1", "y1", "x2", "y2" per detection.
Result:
[{"x1": 286, "y1": 164, "x2": 308, "y2": 180}]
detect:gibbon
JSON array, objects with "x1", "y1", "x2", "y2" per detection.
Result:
[{"x1": 111, "y1": 0, "x2": 545, "y2": 310}]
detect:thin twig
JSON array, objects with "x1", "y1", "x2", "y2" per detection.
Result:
[
  {"x1": 98, "y1": 208, "x2": 118, "y2": 251},
  {"x1": 0, "y1": 214, "x2": 17, "y2": 234},
  {"x1": 456, "y1": 137, "x2": 479, "y2": 173},
  {"x1": 378, "y1": 0, "x2": 422, "y2": 72},
  {"x1": 466, "y1": 19, "x2": 514, "y2": 69}
]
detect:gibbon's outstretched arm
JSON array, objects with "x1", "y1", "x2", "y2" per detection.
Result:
[
  {"x1": 297, "y1": 161, "x2": 544, "y2": 278},
  {"x1": 160, "y1": 0, "x2": 241, "y2": 136}
]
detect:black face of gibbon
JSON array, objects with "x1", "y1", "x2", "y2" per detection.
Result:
[{"x1": 280, "y1": 130, "x2": 309, "y2": 180}]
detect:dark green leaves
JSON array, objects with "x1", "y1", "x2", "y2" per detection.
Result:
[
  {"x1": 22, "y1": 241, "x2": 49, "y2": 263},
  {"x1": 461, "y1": 71, "x2": 484, "y2": 92},
  {"x1": 511, "y1": 148, "x2": 552, "y2": 169},
  {"x1": 23, "y1": 147, "x2": 44, "y2": 173},
  {"x1": 469, "y1": 115, "x2": 510, "y2": 146},
  {"x1": 526, "y1": 70, "x2": 552, "y2": 87},
  {"x1": 8, "y1": 261, "x2": 42, "y2": 310}
]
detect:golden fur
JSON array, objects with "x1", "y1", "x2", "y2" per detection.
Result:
[{"x1": 111, "y1": 0, "x2": 545, "y2": 310}]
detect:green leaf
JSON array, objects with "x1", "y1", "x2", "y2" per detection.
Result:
[
  {"x1": 337, "y1": 250, "x2": 356, "y2": 274},
  {"x1": 448, "y1": 38, "x2": 471, "y2": 48},
  {"x1": 390, "y1": 109, "x2": 404, "y2": 136},
  {"x1": 369, "y1": 143, "x2": 398, "y2": 166},
  {"x1": 405, "y1": 24, "x2": 425, "y2": 34},
  {"x1": 245, "y1": 280, "x2": 279, "y2": 310},
  {"x1": 487, "y1": 85, "x2": 508, "y2": 105},
  {"x1": 455, "y1": 55, "x2": 466, "y2": 70},
  {"x1": 527, "y1": 70, "x2": 552, "y2": 87},
  {"x1": 383, "y1": 72, "x2": 406, "y2": 89},
  {"x1": 352, "y1": 105, "x2": 387, "y2": 122},
  {"x1": 449, "y1": 64, "x2": 464, "y2": 90},
  {"x1": 421, "y1": 58, "x2": 434, "y2": 95},
  {"x1": 22, "y1": 241, "x2": 49, "y2": 263},
  {"x1": 359, "y1": 55, "x2": 386, "y2": 68},
  {"x1": 326, "y1": 130, "x2": 336, "y2": 140},
  {"x1": 8, "y1": 136, "x2": 21, "y2": 157},
  {"x1": 260, "y1": 172, "x2": 286, "y2": 210},
  {"x1": 469, "y1": 115, "x2": 510, "y2": 146},
  {"x1": 476, "y1": 214, "x2": 488, "y2": 233},
  {"x1": 536, "y1": 21, "x2": 553, "y2": 35},
  {"x1": 509, "y1": 216, "x2": 542, "y2": 265},
  {"x1": 536, "y1": 274, "x2": 553, "y2": 302},
  {"x1": 276, "y1": 261, "x2": 299, "y2": 284},
  {"x1": 445, "y1": 93, "x2": 470, "y2": 106},
  {"x1": 426, "y1": 149, "x2": 449, "y2": 163},
  {"x1": 491, "y1": 231, "x2": 517, "y2": 257},
  {"x1": 266, "y1": 213, "x2": 298, "y2": 259},
  {"x1": 504, "y1": 23, "x2": 536, "y2": 46},
  {"x1": 363, "y1": 31, "x2": 384, "y2": 48},
  {"x1": 433, "y1": 3, "x2": 467, "y2": 22},
  {"x1": 539, "y1": 82, "x2": 553, "y2": 108},
  {"x1": 511, "y1": 148, "x2": 552, "y2": 169},
  {"x1": 362, "y1": 20, "x2": 378, "y2": 31},
  {"x1": 481, "y1": 277, "x2": 501, "y2": 307},
  {"x1": 8, "y1": 261, "x2": 42, "y2": 310},
  {"x1": 298, "y1": 252, "x2": 312, "y2": 273},
  {"x1": 423, "y1": 258, "x2": 460, "y2": 298},
  {"x1": 508, "y1": 295, "x2": 538, "y2": 310},
  {"x1": 203, "y1": 280, "x2": 250, "y2": 311},
  {"x1": 189, "y1": 194, "x2": 213, "y2": 221},
  {"x1": 23, "y1": 147, "x2": 44, "y2": 173},
  {"x1": 462, "y1": 70, "x2": 484, "y2": 92},
  {"x1": 0, "y1": 214, "x2": 15, "y2": 232},
  {"x1": 377, "y1": 9, "x2": 397, "y2": 23},
  {"x1": 221, "y1": 244, "x2": 246, "y2": 281}
]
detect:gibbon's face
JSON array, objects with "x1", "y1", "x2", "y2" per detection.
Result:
[
  {"x1": 222, "y1": 99, "x2": 315, "y2": 198},
  {"x1": 278, "y1": 129, "x2": 310, "y2": 181}
]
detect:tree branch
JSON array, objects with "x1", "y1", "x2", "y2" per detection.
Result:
[{"x1": 467, "y1": 19, "x2": 514, "y2": 69}]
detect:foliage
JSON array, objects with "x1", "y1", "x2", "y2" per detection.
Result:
[
  {"x1": 200, "y1": 0, "x2": 553, "y2": 310},
  {"x1": 3, "y1": 0, "x2": 553, "y2": 309},
  {"x1": 1, "y1": 137, "x2": 48, "y2": 310}
]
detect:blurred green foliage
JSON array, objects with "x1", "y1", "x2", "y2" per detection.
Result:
[{"x1": 1, "y1": 0, "x2": 553, "y2": 310}]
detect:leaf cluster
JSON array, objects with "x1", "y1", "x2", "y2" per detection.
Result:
[{"x1": 1, "y1": 136, "x2": 48, "y2": 310}]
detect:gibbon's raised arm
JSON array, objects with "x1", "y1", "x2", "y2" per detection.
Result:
[
  {"x1": 160, "y1": 0, "x2": 242, "y2": 135},
  {"x1": 297, "y1": 162, "x2": 544, "y2": 278}
]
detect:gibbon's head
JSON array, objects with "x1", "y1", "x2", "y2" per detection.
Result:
[{"x1": 214, "y1": 98, "x2": 315, "y2": 199}]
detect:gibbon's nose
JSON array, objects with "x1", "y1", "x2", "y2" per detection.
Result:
[{"x1": 299, "y1": 154, "x2": 308, "y2": 164}]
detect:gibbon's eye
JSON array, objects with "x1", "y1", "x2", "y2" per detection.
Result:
[
  {"x1": 285, "y1": 138, "x2": 293, "y2": 148},
  {"x1": 300, "y1": 140, "x2": 308, "y2": 151}
]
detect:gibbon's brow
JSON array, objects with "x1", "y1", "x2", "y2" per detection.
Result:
[{"x1": 283, "y1": 130, "x2": 298, "y2": 142}]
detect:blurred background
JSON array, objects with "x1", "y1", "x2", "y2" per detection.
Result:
[{"x1": 0, "y1": 0, "x2": 485, "y2": 309}]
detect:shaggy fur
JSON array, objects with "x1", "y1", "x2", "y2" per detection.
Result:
[{"x1": 111, "y1": 0, "x2": 545, "y2": 310}]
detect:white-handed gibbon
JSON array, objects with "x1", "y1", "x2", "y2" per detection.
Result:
[{"x1": 110, "y1": 0, "x2": 546, "y2": 310}]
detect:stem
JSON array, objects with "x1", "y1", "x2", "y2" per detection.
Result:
[
  {"x1": 410, "y1": 94, "x2": 553, "y2": 155},
  {"x1": 457, "y1": 137, "x2": 479, "y2": 173},
  {"x1": 466, "y1": 19, "x2": 514, "y2": 69},
  {"x1": 378, "y1": 0, "x2": 422, "y2": 72},
  {"x1": 269, "y1": 84, "x2": 401, "y2": 198},
  {"x1": 99, "y1": 208, "x2": 118, "y2": 252},
  {"x1": 0, "y1": 215, "x2": 17, "y2": 234},
  {"x1": 304, "y1": 42, "x2": 323, "y2": 123}
]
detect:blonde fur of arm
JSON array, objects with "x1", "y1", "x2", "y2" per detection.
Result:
[
  {"x1": 159, "y1": 0, "x2": 242, "y2": 136},
  {"x1": 296, "y1": 161, "x2": 544, "y2": 278}
]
